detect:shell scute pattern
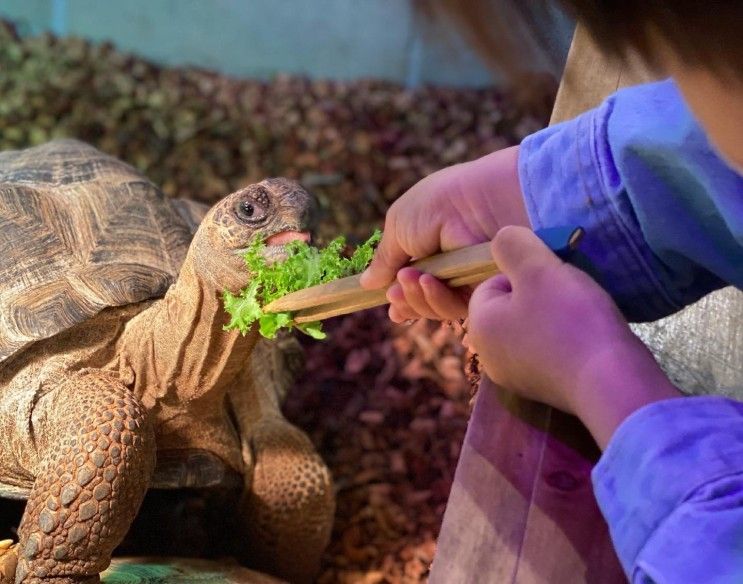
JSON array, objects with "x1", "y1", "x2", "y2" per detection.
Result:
[{"x1": 0, "y1": 140, "x2": 193, "y2": 364}]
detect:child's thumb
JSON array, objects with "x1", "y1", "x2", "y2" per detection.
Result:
[
  {"x1": 360, "y1": 233, "x2": 410, "y2": 289},
  {"x1": 490, "y1": 226, "x2": 562, "y2": 280}
]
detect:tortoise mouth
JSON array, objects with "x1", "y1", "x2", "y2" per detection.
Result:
[
  {"x1": 265, "y1": 230, "x2": 311, "y2": 246},
  {"x1": 233, "y1": 230, "x2": 311, "y2": 258},
  {"x1": 258, "y1": 230, "x2": 312, "y2": 264}
]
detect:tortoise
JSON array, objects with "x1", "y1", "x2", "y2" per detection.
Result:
[{"x1": 0, "y1": 140, "x2": 335, "y2": 584}]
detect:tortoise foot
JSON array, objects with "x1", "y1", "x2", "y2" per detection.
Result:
[
  {"x1": 239, "y1": 420, "x2": 334, "y2": 584},
  {"x1": 1, "y1": 542, "x2": 18, "y2": 584},
  {"x1": 15, "y1": 371, "x2": 155, "y2": 584}
]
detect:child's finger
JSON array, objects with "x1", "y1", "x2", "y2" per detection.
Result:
[
  {"x1": 467, "y1": 276, "x2": 512, "y2": 359},
  {"x1": 469, "y1": 274, "x2": 512, "y2": 310},
  {"x1": 360, "y1": 215, "x2": 410, "y2": 289},
  {"x1": 419, "y1": 274, "x2": 469, "y2": 320},
  {"x1": 468, "y1": 274, "x2": 511, "y2": 326},
  {"x1": 389, "y1": 304, "x2": 419, "y2": 323},
  {"x1": 387, "y1": 282, "x2": 422, "y2": 322},
  {"x1": 491, "y1": 225, "x2": 562, "y2": 281},
  {"x1": 397, "y1": 268, "x2": 442, "y2": 320},
  {"x1": 480, "y1": 273, "x2": 512, "y2": 295}
]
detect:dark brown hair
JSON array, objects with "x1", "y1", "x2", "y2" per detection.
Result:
[
  {"x1": 559, "y1": 0, "x2": 743, "y2": 77},
  {"x1": 429, "y1": 0, "x2": 743, "y2": 82},
  {"x1": 423, "y1": 1, "x2": 569, "y2": 116}
]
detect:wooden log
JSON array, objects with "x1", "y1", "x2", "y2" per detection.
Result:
[
  {"x1": 430, "y1": 25, "x2": 655, "y2": 584},
  {"x1": 549, "y1": 26, "x2": 653, "y2": 123}
]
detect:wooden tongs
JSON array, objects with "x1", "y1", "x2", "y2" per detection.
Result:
[{"x1": 262, "y1": 226, "x2": 584, "y2": 323}]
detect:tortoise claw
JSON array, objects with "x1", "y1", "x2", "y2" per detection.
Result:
[{"x1": 0, "y1": 541, "x2": 18, "y2": 584}]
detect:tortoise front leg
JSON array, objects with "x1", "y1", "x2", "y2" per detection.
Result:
[
  {"x1": 228, "y1": 359, "x2": 334, "y2": 584},
  {"x1": 15, "y1": 370, "x2": 154, "y2": 584},
  {"x1": 238, "y1": 419, "x2": 335, "y2": 584}
]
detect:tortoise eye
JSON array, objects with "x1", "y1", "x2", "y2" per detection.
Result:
[{"x1": 236, "y1": 198, "x2": 268, "y2": 224}]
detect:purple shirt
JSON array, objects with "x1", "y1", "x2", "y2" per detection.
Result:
[{"x1": 519, "y1": 80, "x2": 743, "y2": 582}]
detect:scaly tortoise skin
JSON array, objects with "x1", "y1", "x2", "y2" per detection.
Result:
[{"x1": 0, "y1": 140, "x2": 334, "y2": 584}]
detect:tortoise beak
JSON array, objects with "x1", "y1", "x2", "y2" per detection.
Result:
[
  {"x1": 265, "y1": 231, "x2": 311, "y2": 246},
  {"x1": 233, "y1": 230, "x2": 312, "y2": 256}
]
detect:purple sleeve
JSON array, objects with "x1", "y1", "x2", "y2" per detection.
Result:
[
  {"x1": 518, "y1": 79, "x2": 743, "y2": 322},
  {"x1": 592, "y1": 397, "x2": 743, "y2": 582}
]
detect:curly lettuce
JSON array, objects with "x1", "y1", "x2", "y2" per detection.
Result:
[{"x1": 223, "y1": 229, "x2": 381, "y2": 340}]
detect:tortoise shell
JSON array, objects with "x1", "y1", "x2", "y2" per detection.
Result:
[{"x1": 0, "y1": 140, "x2": 193, "y2": 363}]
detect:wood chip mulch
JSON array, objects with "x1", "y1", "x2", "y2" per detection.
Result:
[{"x1": 285, "y1": 311, "x2": 476, "y2": 583}]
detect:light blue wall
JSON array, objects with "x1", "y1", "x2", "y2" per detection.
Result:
[{"x1": 1, "y1": 0, "x2": 572, "y2": 87}]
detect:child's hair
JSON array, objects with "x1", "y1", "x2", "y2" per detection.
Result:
[
  {"x1": 560, "y1": 0, "x2": 743, "y2": 78},
  {"x1": 432, "y1": 1, "x2": 743, "y2": 81}
]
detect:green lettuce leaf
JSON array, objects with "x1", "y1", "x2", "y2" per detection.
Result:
[{"x1": 223, "y1": 229, "x2": 381, "y2": 339}]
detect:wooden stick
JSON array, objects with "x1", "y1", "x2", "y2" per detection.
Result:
[
  {"x1": 293, "y1": 289, "x2": 389, "y2": 323},
  {"x1": 263, "y1": 241, "x2": 494, "y2": 313},
  {"x1": 447, "y1": 266, "x2": 500, "y2": 287},
  {"x1": 290, "y1": 265, "x2": 499, "y2": 323},
  {"x1": 263, "y1": 272, "x2": 366, "y2": 313}
]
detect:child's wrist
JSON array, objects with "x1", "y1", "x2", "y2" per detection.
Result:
[{"x1": 569, "y1": 337, "x2": 683, "y2": 449}]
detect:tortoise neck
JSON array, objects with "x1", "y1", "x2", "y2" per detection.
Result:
[{"x1": 120, "y1": 248, "x2": 257, "y2": 410}]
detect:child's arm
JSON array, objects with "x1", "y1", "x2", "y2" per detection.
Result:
[
  {"x1": 467, "y1": 226, "x2": 743, "y2": 583},
  {"x1": 594, "y1": 397, "x2": 743, "y2": 582}
]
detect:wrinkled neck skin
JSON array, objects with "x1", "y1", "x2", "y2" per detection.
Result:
[{"x1": 117, "y1": 232, "x2": 255, "y2": 421}]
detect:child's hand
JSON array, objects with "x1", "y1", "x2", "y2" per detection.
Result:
[
  {"x1": 468, "y1": 226, "x2": 682, "y2": 448},
  {"x1": 360, "y1": 146, "x2": 529, "y2": 323}
]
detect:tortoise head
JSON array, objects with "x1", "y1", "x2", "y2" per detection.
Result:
[{"x1": 191, "y1": 178, "x2": 317, "y2": 290}]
